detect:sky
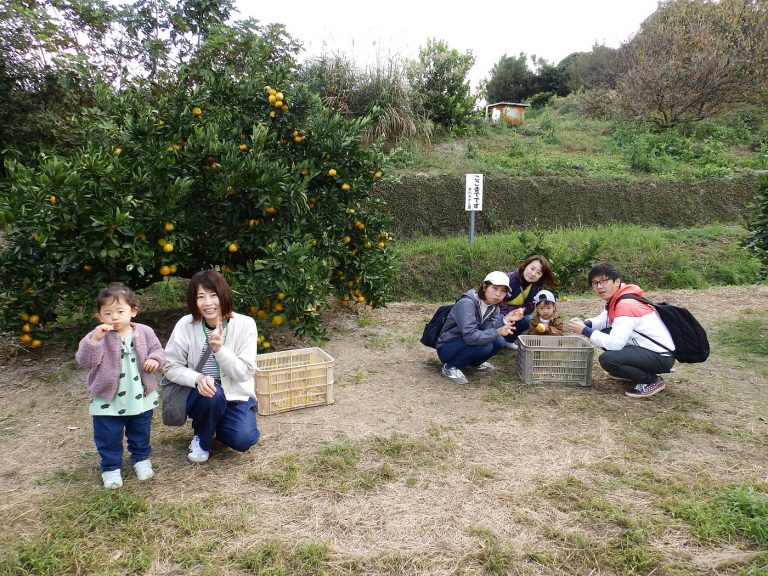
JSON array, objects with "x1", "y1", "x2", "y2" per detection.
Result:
[{"x1": 235, "y1": 0, "x2": 661, "y2": 92}]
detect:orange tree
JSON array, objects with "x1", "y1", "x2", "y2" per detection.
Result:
[{"x1": 1, "y1": 41, "x2": 395, "y2": 348}]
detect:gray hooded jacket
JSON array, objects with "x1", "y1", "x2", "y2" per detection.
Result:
[{"x1": 436, "y1": 290, "x2": 505, "y2": 348}]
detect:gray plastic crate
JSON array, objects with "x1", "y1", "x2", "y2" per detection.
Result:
[{"x1": 517, "y1": 335, "x2": 594, "y2": 386}]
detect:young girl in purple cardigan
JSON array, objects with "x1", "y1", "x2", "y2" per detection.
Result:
[{"x1": 76, "y1": 283, "x2": 165, "y2": 489}]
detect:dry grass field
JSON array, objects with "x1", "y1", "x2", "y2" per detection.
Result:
[{"x1": 1, "y1": 286, "x2": 767, "y2": 575}]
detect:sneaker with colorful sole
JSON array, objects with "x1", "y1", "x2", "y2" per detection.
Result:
[{"x1": 625, "y1": 377, "x2": 666, "y2": 398}]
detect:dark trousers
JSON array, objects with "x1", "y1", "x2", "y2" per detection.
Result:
[
  {"x1": 93, "y1": 410, "x2": 153, "y2": 472},
  {"x1": 599, "y1": 345, "x2": 675, "y2": 385},
  {"x1": 437, "y1": 336, "x2": 507, "y2": 369},
  {"x1": 186, "y1": 383, "x2": 260, "y2": 452}
]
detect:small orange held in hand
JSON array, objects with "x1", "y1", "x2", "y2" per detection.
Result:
[{"x1": 536, "y1": 324, "x2": 546, "y2": 334}]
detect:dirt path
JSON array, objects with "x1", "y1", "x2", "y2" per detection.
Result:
[{"x1": 1, "y1": 286, "x2": 766, "y2": 574}]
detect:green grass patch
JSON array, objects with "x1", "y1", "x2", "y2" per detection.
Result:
[
  {"x1": 668, "y1": 485, "x2": 768, "y2": 549},
  {"x1": 631, "y1": 410, "x2": 719, "y2": 441},
  {"x1": 250, "y1": 430, "x2": 456, "y2": 495},
  {"x1": 393, "y1": 223, "x2": 761, "y2": 301},
  {"x1": 372, "y1": 428, "x2": 456, "y2": 465},
  {"x1": 141, "y1": 276, "x2": 187, "y2": 308},
  {"x1": 531, "y1": 475, "x2": 666, "y2": 574},
  {"x1": 470, "y1": 465, "x2": 499, "y2": 480},
  {"x1": 715, "y1": 317, "x2": 768, "y2": 357},
  {"x1": 234, "y1": 540, "x2": 332, "y2": 576},
  {"x1": 356, "y1": 314, "x2": 384, "y2": 328},
  {"x1": 338, "y1": 370, "x2": 365, "y2": 386},
  {"x1": 0, "y1": 489, "x2": 151, "y2": 576},
  {"x1": 468, "y1": 528, "x2": 517, "y2": 575},
  {"x1": 0, "y1": 414, "x2": 19, "y2": 439},
  {"x1": 251, "y1": 453, "x2": 302, "y2": 494},
  {"x1": 336, "y1": 551, "x2": 428, "y2": 574},
  {"x1": 484, "y1": 376, "x2": 529, "y2": 403},
  {"x1": 537, "y1": 467, "x2": 768, "y2": 568},
  {"x1": 39, "y1": 463, "x2": 96, "y2": 485},
  {"x1": 0, "y1": 489, "x2": 249, "y2": 576},
  {"x1": 536, "y1": 475, "x2": 624, "y2": 520},
  {"x1": 310, "y1": 438, "x2": 362, "y2": 475}
]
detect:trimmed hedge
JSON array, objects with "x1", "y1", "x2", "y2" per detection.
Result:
[{"x1": 376, "y1": 174, "x2": 760, "y2": 238}]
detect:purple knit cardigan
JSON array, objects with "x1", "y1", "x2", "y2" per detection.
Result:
[{"x1": 75, "y1": 323, "x2": 166, "y2": 401}]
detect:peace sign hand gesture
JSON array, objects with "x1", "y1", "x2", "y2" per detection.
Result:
[{"x1": 208, "y1": 320, "x2": 224, "y2": 352}]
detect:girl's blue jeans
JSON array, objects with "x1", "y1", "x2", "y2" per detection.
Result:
[
  {"x1": 92, "y1": 409, "x2": 153, "y2": 472},
  {"x1": 437, "y1": 336, "x2": 507, "y2": 369}
]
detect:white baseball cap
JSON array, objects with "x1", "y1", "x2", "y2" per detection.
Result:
[
  {"x1": 534, "y1": 289, "x2": 556, "y2": 304},
  {"x1": 484, "y1": 271, "x2": 511, "y2": 289}
]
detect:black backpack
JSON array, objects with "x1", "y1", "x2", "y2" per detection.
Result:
[
  {"x1": 616, "y1": 294, "x2": 709, "y2": 363},
  {"x1": 420, "y1": 295, "x2": 470, "y2": 348}
]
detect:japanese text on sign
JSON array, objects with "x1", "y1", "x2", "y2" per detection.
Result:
[{"x1": 465, "y1": 173, "x2": 483, "y2": 211}]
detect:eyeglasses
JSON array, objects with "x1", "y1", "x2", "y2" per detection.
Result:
[{"x1": 590, "y1": 278, "x2": 613, "y2": 288}]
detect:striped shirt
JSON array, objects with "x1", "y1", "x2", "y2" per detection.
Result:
[{"x1": 200, "y1": 325, "x2": 220, "y2": 379}]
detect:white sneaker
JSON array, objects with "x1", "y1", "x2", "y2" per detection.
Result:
[
  {"x1": 441, "y1": 364, "x2": 468, "y2": 384},
  {"x1": 102, "y1": 469, "x2": 123, "y2": 489},
  {"x1": 188, "y1": 435, "x2": 210, "y2": 463},
  {"x1": 134, "y1": 459, "x2": 154, "y2": 481},
  {"x1": 504, "y1": 342, "x2": 518, "y2": 350},
  {"x1": 475, "y1": 361, "x2": 495, "y2": 372}
]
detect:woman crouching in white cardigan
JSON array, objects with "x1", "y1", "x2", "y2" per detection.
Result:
[{"x1": 164, "y1": 270, "x2": 260, "y2": 463}]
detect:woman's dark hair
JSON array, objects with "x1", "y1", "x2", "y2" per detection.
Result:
[
  {"x1": 96, "y1": 282, "x2": 139, "y2": 310},
  {"x1": 477, "y1": 280, "x2": 508, "y2": 302},
  {"x1": 477, "y1": 281, "x2": 490, "y2": 301},
  {"x1": 186, "y1": 270, "x2": 234, "y2": 322},
  {"x1": 517, "y1": 254, "x2": 555, "y2": 287},
  {"x1": 588, "y1": 262, "x2": 621, "y2": 284}
]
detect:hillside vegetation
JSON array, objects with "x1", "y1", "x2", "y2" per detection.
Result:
[
  {"x1": 384, "y1": 104, "x2": 767, "y2": 300},
  {"x1": 395, "y1": 101, "x2": 767, "y2": 181}
]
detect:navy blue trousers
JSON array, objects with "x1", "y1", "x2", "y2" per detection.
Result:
[
  {"x1": 92, "y1": 410, "x2": 153, "y2": 472},
  {"x1": 186, "y1": 383, "x2": 260, "y2": 452},
  {"x1": 437, "y1": 336, "x2": 507, "y2": 369}
]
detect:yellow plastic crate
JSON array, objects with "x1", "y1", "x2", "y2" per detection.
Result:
[
  {"x1": 517, "y1": 335, "x2": 594, "y2": 387},
  {"x1": 254, "y1": 347, "x2": 335, "y2": 415}
]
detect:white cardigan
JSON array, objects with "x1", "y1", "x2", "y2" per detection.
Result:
[{"x1": 164, "y1": 312, "x2": 258, "y2": 401}]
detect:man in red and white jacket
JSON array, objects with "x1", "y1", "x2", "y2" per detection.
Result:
[{"x1": 567, "y1": 262, "x2": 675, "y2": 398}]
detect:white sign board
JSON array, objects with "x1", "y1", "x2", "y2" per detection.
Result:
[{"x1": 465, "y1": 173, "x2": 483, "y2": 211}]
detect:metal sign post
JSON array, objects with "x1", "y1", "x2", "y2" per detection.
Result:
[{"x1": 465, "y1": 174, "x2": 483, "y2": 244}]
